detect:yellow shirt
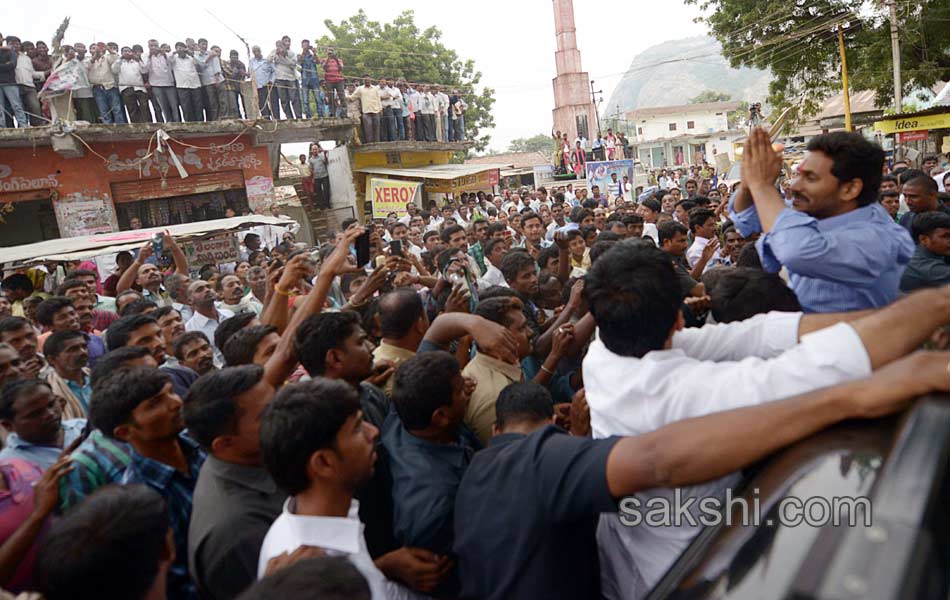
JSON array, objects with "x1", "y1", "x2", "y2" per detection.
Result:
[
  {"x1": 571, "y1": 248, "x2": 591, "y2": 271},
  {"x1": 353, "y1": 84, "x2": 382, "y2": 114},
  {"x1": 372, "y1": 341, "x2": 417, "y2": 397},
  {"x1": 461, "y1": 352, "x2": 524, "y2": 445}
]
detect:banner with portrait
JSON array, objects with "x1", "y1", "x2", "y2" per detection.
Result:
[{"x1": 586, "y1": 160, "x2": 635, "y2": 201}]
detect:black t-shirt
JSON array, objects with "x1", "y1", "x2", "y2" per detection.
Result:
[{"x1": 453, "y1": 425, "x2": 619, "y2": 600}]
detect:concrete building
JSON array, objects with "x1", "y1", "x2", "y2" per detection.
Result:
[
  {"x1": 0, "y1": 119, "x2": 355, "y2": 247},
  {"x1": 0, "y1": 113, "x2": 479, "y2": 248},
  {"x1": 627, "y1": 101, "x2": 744, "y2": 168},
  {"x1": 551, "y1": 0, "x2": 598, "y2": 142}
]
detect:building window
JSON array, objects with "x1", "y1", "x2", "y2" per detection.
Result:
[
  {"x1": 668, "y1": 123, "x2": 677, "y2": 131},
  {"x1": 637, "y1": 127, "x2": 643, "y2": 135},
  {"x1": 687, "y1": 121, "x2": 695, "y2": 129}
]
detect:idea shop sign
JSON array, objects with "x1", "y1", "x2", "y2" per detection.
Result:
[
  {"x1": 368, "y1": 178, "x2": 421, "y2": 218},
  {"x1": 184, "y1": 236, "x2": 241, "y2": 265},
  {"x1": 874, "y1": 112, "x2": 950, "y2": 135},
  {"x1": 897, "y1": 130, "x2": 929, "y2": 143}
]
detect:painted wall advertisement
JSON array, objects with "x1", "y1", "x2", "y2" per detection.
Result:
[
  {"x1": 184, "y1": 236, "x2": 241, "y2": 265},
  {"x1": 367, "y1": 178, "x2": 422, "y2": 218},
  {"x1": 586, "y1": 160, "x2": 634, "y2": 201},
  {"x1": 54, "y1": 194, "x2": 119, "y2": 237}
]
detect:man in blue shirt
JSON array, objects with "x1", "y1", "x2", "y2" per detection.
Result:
[
  {"x1": 383, "y1": 351, "x2": 481, "y2": 596},
  {"x1": 0, "y1": 379, "x2": 85, "y2": 470},
  {"x1": 298, "y1": 40, "x2": 322, "y2": 119},
  {"x1": 92, "y1": 365, "x2": 206, "y2": 600},
  {"x1": 730, "y1": 129, "x2": 913, "y2": 312},
  {"x1": 249, "y1": 45, "x2": 276, "y2": 120}
]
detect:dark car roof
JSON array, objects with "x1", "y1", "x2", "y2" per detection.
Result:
[{"x1": 648, "y1": 395, "x2": 950, "y2": 600}]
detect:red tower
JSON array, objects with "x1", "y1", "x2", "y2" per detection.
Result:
[{"x1": 552, "y1": 0, "x2": 598, "y2": 142}]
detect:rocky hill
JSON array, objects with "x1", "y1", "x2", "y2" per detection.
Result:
[{"x1": 605, "y1": 36, "x2": 770, "y2": 113}]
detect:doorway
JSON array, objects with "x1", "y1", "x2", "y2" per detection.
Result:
[{"x1": 0, "y1": 194, "x2": 61, "y2": 247}]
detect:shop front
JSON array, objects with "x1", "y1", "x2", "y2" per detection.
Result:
[
  {"x1": 357, "y1": 164, "x2": 506, "y2": 220},
  {"x1": 0, "y1": 134, "x2": 276, "y2": 247}
]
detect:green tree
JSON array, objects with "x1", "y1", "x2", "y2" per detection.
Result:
[
  {"x1": 685, "y1": 0, "x2": 950, "y2": 123},
  {"x1": 689, "y1": 90, "x2": 732, "y2": 104},
  {"x1": 316, "y1": 10, "x2": 495, "y2": 151},
  {"x1": 507, "y1": 134, "x2": 553, "y2": 154}
]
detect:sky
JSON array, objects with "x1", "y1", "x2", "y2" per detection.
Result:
[{"x1": 5, "y1": 0, "x2": 708, "y2": 152}]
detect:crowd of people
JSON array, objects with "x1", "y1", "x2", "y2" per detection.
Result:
[
  {"x1": 0, "y1": 130, "x2": 949, "y2": 600},
  {"x1": 0, "y1": 31, "x2": 468, "y2": 145}
]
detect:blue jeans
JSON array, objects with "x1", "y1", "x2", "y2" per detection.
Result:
[
  {"x1": 447, "y1": 117, "x2": 455, "y2": 142},
  {"x1": 455, "y1": 115, "x2": 465, "y2": 141},
  {"x1": 0, "y1": 84, "x2": 27, "y2": 127},
  {"x1": 301, "y1": 78, "x2": 323, "y2": 118},
  {"x1": 382, "y1": 107, "x2": 397, "y2": 141},
  {"x1": 396, "y1": 112, "x2": 406, "y2": 140},
  {"x1": 93, "y1": 86, "x2": 126, "y2": 124}
]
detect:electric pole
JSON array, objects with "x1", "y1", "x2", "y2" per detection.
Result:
[
  {"x1": 886, "y1": 0, "x2": 902, "y2": 112},
  {"x1": 590, "y1": 80, "x2": 603, "y2": 136}
]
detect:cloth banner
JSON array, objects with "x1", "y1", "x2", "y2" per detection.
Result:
[
  {"x1": 586, "y1": 160, "x2": 635, "y2": 201},
  {"x1": 39, "y1": 59, "x2": 89, "y2": 99}
]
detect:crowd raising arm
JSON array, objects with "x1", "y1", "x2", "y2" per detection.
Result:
[
  {"x1": 115, "y1": 233, "x2": 188, "y2": 294},
  {"x1": 261, "y1": 224, "x2": 366, "y2": 388}
]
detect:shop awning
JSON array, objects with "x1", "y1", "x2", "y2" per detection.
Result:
[
  {"x1": 0, "y1": 215, "x2": 295, "y2": 267},
  {"x1": 358, "y1": 164, "x2": 509, "y2": 193}
]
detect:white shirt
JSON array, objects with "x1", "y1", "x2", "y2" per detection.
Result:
[
  {"x1": 15, "y1": 53, "x2": 42, "y2": 87},
  {"x1": 584, "y1": 313, "x2": 872, "y2": 600},
  {"x1": 419, "y1": 93, "x2": 436, "y2": 115},
  {"x1": 185, "y1": 306, "x2": 234, "y2": 366},
  {"x1": 258, "y1": 499, "x2": 418, "y2": 600},
  {"x1": 268, "y1": 50, "x2": 298, "y2": 81},
  {"x1": 435, "y1": 92, "x2": 449, "y2": 115},
  {"x1": 425, "y1": 216, "x2": 443, "y2": 233},
  {"x1": 406, "y1": 88, "x2": 421, "y2": 112},
  {"x1": 685, "y1": 236, "x2": 722, "y2": 271},
  {"x1": 935, "y1": 169, "x2": 949, "y2": 192},
  {"x1": 477, "y1": 263, "x2": 507, "y2": 289},
  {"x1": 168, "y1": 53, "x2": 202, "y2": 89},
  {"x1": 112, "y1": 58, "x2": 147, "y2": 92},
  {"x1": 641, "y1": 223, "x2": 659, "y2": 244},
  {"x1": 220, "y1": 294, "x2": 263, "y2": 317},
  {"x1": 146, "y1": 53, "x2": 175, "y2": 87},
  {"x1": 85, "y1": 53, "x2": 119, "y2": 88}
]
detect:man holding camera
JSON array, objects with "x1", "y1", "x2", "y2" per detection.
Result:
[{"x1": 321, "y1": 47, "x2": 345, "y2": 117}]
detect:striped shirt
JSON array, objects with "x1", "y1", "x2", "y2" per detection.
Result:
[
  {"x1": 122, "y1": 434, "x2": 206, "y2": 600},
  {"x1": 58, "y1": 429, "x2": 133, "y2": 513}
]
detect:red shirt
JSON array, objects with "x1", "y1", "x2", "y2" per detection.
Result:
[
  {"x1": 0, "y1": 459, "x2": 45, "y2": 592},
  {"x1": 321, "y1": 56, "x2": 344, "y2": 83}
]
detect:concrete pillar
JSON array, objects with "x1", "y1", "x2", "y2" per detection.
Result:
[
  {"x1": 241, "y1": 81, "x2": 259, "y2": 119},
  {"x1": 49, "y1": 94, "x2": 76, "y2": 122}
]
